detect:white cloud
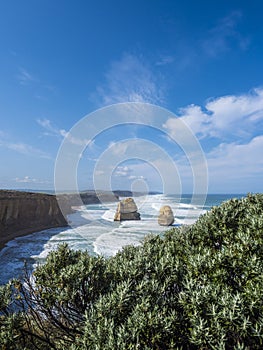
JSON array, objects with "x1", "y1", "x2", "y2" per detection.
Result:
[
  {"x1": 0, "y1": 134, "x2": 50, "y2": 159},
  {"x1": 60, "y1": 129, "x2": 92, "y2": 146},
  {"x1": 37, "y1": 118, "x2": 57, "y2": 134},
  {"x1": 208, "y1": 136, "x2": 263, "y2": 171},
  {"x1": 15, "y1": 176, "x2": 33, "y2": 183},
  {"x1": 15, "y1": 176, "x2": 50, "y2": 184},
  {"x1": 94, "y1": 53, "x2": 164, "y2": 105},
  {"x1": 164, "y1": 105, "x2": 210, "y2": 139},
  {"x1": 37, "y1": 118, "x2": 64, "y2": 139},
  {"x1": 17, "y1": 68, "x2": 57, "y2": 101},
  {"x1": 128, "y1": 175, "x2": 137, "y2": 180},
  {"x1": 112, "y1": 165, "x2": 147, "y2": 182},
  {"x1": 107, "y1": 141, "x2": 129, "y2": 156},
  {"x1": 206, "y1": 136, "x2": 263, "y2": 192},
  {"x1": 162, "y1": 87, "x2": 263, "y2": 192},
  {"x1": 165, "y1": 88, "x2": 263, "y2": 141},
  {"x1": 17, "y1": 68, "x2": 36, "y2": 85},
  {"x1": 114, "y1": 165, "x2": 133, "y2": 177},
  {"x1": 37, "y1": 118, "x2": 92, "y2": 146},
  {"x1": 0, "y1": 129, "x2": 51, "y2": 158},
  {"x1": 206, "y1": 89, "x2": 263, "y2": 137}
]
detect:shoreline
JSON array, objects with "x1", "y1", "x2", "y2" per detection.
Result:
[
  {"x1": 0, "y1": 189, "x2": 146, "y2": 252},
  {"x1": 0, "y1": 224, "x2": 68, "y2": 251},
  {"x1": 1, "y1": 191, "x2": 235, "y2": 253}
]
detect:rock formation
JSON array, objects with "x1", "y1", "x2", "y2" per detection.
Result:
[
  {"x1": 114, "y1": 197, "x2": 141, "y2": 221},
  {"x1": 158, "y1": 205, "x2": 174, "y2": 226},
  {"x1": 0, "y1": 190, "x2": 69, "y2": 250}
]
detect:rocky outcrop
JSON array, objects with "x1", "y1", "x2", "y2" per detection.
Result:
[
  {"x1": 114, "y1": 198, "x2": 141, "y2": 221},
  {"x1": 0, "y1": 190, "x2": 69, "y2": 250},
  {"x1": 158, "y1": 205, "x2": 174, "y2": 226}
]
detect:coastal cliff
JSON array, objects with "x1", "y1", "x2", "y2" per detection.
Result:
[
  {"x1": 0, "y1": 190, "x2": 68, "y2": 250},
  {"x1": 0, "y1": 189, "x2": 140, "y2": 250},
  {"x1": 0, "y1": 190, "x2": 121, "y2": 250}
]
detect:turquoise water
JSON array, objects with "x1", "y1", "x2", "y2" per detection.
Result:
[{"x1": 0, "y1": 193, "x2": 245, "y2": 285}]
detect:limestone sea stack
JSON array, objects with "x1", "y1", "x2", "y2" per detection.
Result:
[
  {"x1": 114, "y1": 197, "x2": 141, "y2": 221},
  {"x1": 158, "y1": 205, "x2": 174, "y2": 226}
]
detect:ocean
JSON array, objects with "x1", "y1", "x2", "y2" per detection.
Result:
[{"x1": 0, "y1": 193, "x2": 245, "y2": 285}]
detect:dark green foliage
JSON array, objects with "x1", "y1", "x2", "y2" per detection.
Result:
[
  {"x1": 0, "y1": 282, "x2": 25, "y2": 349},
  {"x1": 0, "y1": 194, "x2": 263, "y2": 349}
]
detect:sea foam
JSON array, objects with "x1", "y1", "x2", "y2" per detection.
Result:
[{"x1": 0, "y1": 193, "x2": 209, "y2": 285}]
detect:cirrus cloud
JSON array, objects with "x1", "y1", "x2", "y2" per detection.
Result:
[
  {"x1": 93, "y1": 53, "x2": 165, "y2": 105},
  {"x1": 0, "y1": 132, "x2": 50, "y2": 159}
]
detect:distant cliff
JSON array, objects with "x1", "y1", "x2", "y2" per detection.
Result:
[
  {"x1": 0, "y1": 190, "x2": 69, "y2": 250},
  {"x1": 60, "y1": 191, "x2": 119, "y2": 206}
]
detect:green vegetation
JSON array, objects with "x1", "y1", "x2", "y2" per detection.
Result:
[{"x1": 1, "y1": 194, "x2": 263, "y2": 349}]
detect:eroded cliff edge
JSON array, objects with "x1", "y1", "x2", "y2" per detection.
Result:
[{"x1": 0, "y1": 190, "x2": 69, "y2": 250}]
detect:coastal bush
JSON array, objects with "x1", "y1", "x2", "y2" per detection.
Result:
[
  {"x1": 0, "y1": 193, "x2": 262, "y2": 349},
  {"x1": 0, "y1": 282, "x2": 24, "y2": 349}
]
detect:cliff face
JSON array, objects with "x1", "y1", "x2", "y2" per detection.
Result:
[{"x1": 0, "y1": 190, "x2": 68, "y2": 249}]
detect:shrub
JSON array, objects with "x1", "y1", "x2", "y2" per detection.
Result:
[{"x1": 0, "y1": 194, "x2": 262, "y2": 349}]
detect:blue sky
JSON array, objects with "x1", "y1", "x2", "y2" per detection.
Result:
[{"x1": 0, "y1": 0, "x2": 263, "y2": 194}]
